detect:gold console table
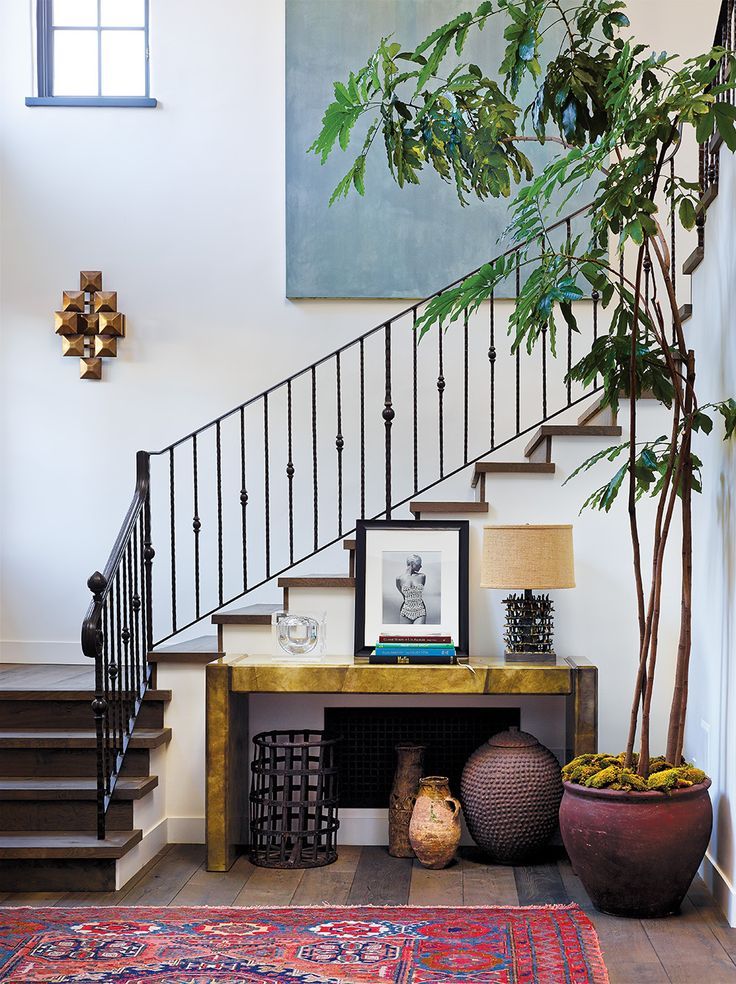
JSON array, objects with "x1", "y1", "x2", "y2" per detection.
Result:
[{"x1": 205, "y1": 654, "x2": 597, "y2": 871}]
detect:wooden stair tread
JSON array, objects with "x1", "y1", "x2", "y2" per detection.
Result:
[
  {"x1": 679, "y1": 303, "x2": 693, "y2": 323},
  {"x1": 0, "y1": 688, "x2": 171, "y2": 701},
  {"x1": 0, "y1": 776, "x2": 157, "y2": 800},
  {"x1": 472, "y1": 462, "x2": 555, "y2": 487},
  {"x1": 149, "y1": 634, "x2": 224, "y2": 663},
  {"x1": 701, "y1": 183, "x2": 719, "y2": 211},
  {"x1": 211, "y1": 605, "x2": 282, "y2": 626},
  {"x1": 0, "y1": 829, "x2": 142, "y2": 859},
  {"x1": 410, "y1": 501, "x2": 489, "y2": 515},
  {"x1": 278, "y1": 575, "x2": 355, "y2": 588},
  {"x1": 524, "y1": 424, "x2": 622, "y2": 459},
  {"x1": 683, "y1": 246, "x2": 705, "y2": 275},
  {"x1": 0, "y1": 728, "x2": 171, "y2": 749},
  {"x1": 343, "y1": 538, "x2": 356, "y2": 552}
]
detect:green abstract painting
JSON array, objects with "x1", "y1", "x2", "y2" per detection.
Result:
[{"x1": 286, "y1": 0, "x2": 586, "y2": 298}]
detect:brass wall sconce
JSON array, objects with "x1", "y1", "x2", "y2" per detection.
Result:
[{"x1": 54, "y1": 271, "x2": 125, "y2": 380}]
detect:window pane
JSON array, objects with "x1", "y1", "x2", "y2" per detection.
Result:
[
  {"x1": 53, "y1": 0, "x2": 97, "y2": 26},
  {"x1": 101, "y1": 30, "x2": 146, "y2": 96},
  {"x1": 53, "y1": 30, "x2": 98, "y2": 96},
  {"x1": 100, "y1": 0, "x2": 145, "y2": 27}
]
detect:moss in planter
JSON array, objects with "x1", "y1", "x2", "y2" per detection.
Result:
[{"x1": 562, "y1": 754, "x2": 708, "y2": 793}]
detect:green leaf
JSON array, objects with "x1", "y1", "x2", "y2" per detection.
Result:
[{"x1": 678, "y1": 198, "x2": 697, "y2": 230}]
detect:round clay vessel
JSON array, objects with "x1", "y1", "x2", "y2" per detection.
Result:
[
  {"x1": 460, "y1": 727, "x2": 562, "y2": 864},
  {"x1": 560, "y1": 778, "x2": 712, "y2": 918},
  {"x1": 389, "y1": 743, "x2": 426, "y2": 858},
  {"x1": 408, "y1": 776, "x2": 461, "y2": 869}
]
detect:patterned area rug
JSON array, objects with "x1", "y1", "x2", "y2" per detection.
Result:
[{"x1": 0, "y1": 904, "x2": 608, "y2": 983}]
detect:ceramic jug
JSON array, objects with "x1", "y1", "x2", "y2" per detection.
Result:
[{"x1": 408, "y1": 776, "x2": 462, "y2": 869}]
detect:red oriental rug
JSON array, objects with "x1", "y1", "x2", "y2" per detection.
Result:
[{"x1": 0, "y1": 904, "x2": 608, "y2": 983}]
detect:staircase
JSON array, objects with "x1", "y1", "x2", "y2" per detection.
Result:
[
  {"x1": 2, "y1": 12, "x2": 730, "y2": 889},
  {"x1": 0, "y1": 664, "x2": 170, "y2": 891}
]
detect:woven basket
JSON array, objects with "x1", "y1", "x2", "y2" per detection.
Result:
[{"x1": 250, "y1": 729, "x2": 340, "y2": 869}]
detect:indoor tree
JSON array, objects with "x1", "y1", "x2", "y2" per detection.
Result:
[{"x1": 310, "y1": 0, "x2": 736, "y2": 782}]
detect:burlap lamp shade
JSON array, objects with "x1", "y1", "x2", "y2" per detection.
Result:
[
  {"x1": 481, "y1": 525, "x2": 575, "y2": 661},
  {"x1": 480, "y1": 525, "x2": 575, "y2": 590}
]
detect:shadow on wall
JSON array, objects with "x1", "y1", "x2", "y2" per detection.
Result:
[{"x1": 714, "y1": 464, "x2": 735, "y2": 876}]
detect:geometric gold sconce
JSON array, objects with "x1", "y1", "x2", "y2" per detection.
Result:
[{"x1": 54, "y1": 271, "x2": 126, "y2": 380}]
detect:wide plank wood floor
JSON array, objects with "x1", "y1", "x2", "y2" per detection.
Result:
[{"x1": 1, "y1": 844, "x2": 734, "y2": 983}]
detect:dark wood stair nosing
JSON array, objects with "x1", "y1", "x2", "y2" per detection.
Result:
[
  {"x1": 471, "y1": 462, "x2": 555, "y2": 487},
  {"x1": 277, "y1": 575, "x2": 356, "y2": 588},
  {"x1": 211, "y1": 604, "x2": 282, "y2": 626},
  {"x1": 0, "y1": 775, "x2": 158, "y2": 801},
  {"x1": 683, "y1": 246, "x2": 705, "y2": 276},
  {"x1": 700, "y1": 183, "x2": 719, "y2": 211},
  {"x1": 409, "y1": 500, "x2": 489, "y2": 516},
  {"x1": 524, "y1": 424, "x2": 623, "y2": 460},
  {"x1": 0, "y1": 828, "x2": 143, "y2": 860},
  {"x1": 679, "y1": 303, "x2": 693, "y2": 324},
  {"x1": 0, "y1": 727, "x2": 172, "y2": 750}
]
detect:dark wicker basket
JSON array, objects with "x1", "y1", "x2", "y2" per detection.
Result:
[{"x1": 249, "y1": 729, "x2": 340, "y2": 869}]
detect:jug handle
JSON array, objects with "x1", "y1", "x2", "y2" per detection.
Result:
[{"x1": 445, "y1": 797, "x2": 461, "y2": 815}]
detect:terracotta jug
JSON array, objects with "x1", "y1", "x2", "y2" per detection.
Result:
[
  {"x1": 408, "y1": 776, "x2": 462, "y2": 869},
  {"x1": 389, "y1": 743, "x2": 426, "y2": 858}
]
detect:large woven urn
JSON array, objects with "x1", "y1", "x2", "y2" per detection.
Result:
[{"x1": 460, "y1": 727, "x2": 562, "y2": 864}]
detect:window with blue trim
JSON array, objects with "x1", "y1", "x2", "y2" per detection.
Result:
[{"x1": 27, "y1": 0, "x2": 156, "y2": 107}]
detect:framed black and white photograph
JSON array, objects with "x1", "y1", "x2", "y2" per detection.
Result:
[{"x1": 354, "y1": 520, "x2": 469, "y2": 657}]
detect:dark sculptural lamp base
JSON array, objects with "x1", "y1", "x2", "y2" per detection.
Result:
[{"x1": 502, "y1": 589, "x2": 557, "y2": 664}]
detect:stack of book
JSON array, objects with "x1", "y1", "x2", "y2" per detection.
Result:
[{"x1": 369, "y1": 634, "x2": 457, "y2": 665}]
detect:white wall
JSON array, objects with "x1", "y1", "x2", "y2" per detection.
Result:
[
  {"x1": 0, "y1": 2, "x2": 723, "y2": 762},
  {"x1": 687, "y1": 145, "x2": 736, "y2": 925}
]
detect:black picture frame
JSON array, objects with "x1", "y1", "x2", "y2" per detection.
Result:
[{"x1": 353, "y1": 519, "x2": 470, "y2": 657}]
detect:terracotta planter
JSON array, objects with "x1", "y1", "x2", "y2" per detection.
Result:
[
  {"x1": 409, "y1": 776, "x2": 461, "y2": 869},
  {"x1": 559, "y1": 778, "x2": 712, "y2": 918},
  {"x1": 388, "y1": 743, "x2": 426, "y2": 858}
]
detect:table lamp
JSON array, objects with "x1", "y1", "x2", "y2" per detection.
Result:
[{"x1": 481, "y1": 524, "x2": 575, "y2": 662}]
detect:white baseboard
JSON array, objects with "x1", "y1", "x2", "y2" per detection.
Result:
[
  {"x1": 1, "y1": 640, "x2": 87, "y2": 664},
  {"x1": 115, "y1": 817, "x2": 169, "y2": 891},
  {"x1": 701, "y1": 851, "x2": 736, "y2": 927},
  {"x1": 167, "y1": 817, "x2": 206, "y2": 843}
]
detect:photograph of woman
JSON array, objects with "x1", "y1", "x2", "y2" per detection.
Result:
[{"x1": 382, "y1": 551, "x2": 441, "y2": 625}]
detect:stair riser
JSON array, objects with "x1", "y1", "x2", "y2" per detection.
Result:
[
  {"x1": 0, "y1": 800, "x2": 133, "y2": 831},
  {"x1": 0, "y1": 700, "x2": 165, "y2": 730},
  {"x1": 0, "y1": 748, "x2": 151, "y2": 777},
  {"x1": 0, "y1": 859, "x2": 116, "y2": 892}
]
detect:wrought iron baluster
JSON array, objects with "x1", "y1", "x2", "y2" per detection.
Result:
[
  {"x1": 263, "y1": 397, "x2": 270, "y2": 580},
  {"x1": 114, "y1": 571, "x2": 124, "y2": 757},
  {"x1": 105, "y1": 583, "x2": 118, "y2": 768},
  {"x1": 132, "y1": 517, "x2": 141, "y2": 697},
  {"x1": 286, "y1": 380, "x2": 294, "y2": 566},
  {"x1": 643, "y1": 254, "x2": 651, "y2": 346},
  {"x1": 121, "y1": 543, "x2": 131, "y2": 732},
  {"x1": 192, "y1": 434, "x2": 201, "y2": 621},
  {"x1": 312, "y1": 365, "x2": 318, "y2": 551},
  {"x1": 463, "y1": 309, "x2": 469, "y2": 464},
  {"x1": 87, "y1": 572, "x2": 108, "y2": 839},
  {"x1": 515, "y1": 256, "x2": 521, "y2": 434},
  {"x1": 489, "y1": 292, "x2": 496, "y2": 448},
  {"x1": 239, "y1": 406, "x2": 248, "y2": 592},
  {"x1": 359, "y1": 338, "x2": 365, "y2": 520},
  {"x1": 697, "y1": 134, "x2": 706, "y2": 252},
  {"x1": 384, "y1": 322, "x2": 394, "y2": 518},
  {"x1": 592, "y1": 290, "x2": 600, "y2": 390},
  {"x1": 102, "y1": 593, "x2": 111, "y2": 795},
  {"x1": 412, "y1": 309, "x2": 418, "y2": 493},
  {"x1": 168, "y1": 448, "x2": 177, "y2": 633},
  {"x1": 566, "y1": 219, "x2": 572, "y2": 405},
  {"x1": 335, "y1": 352, "x2": 344, "y2": 536},
  {"x1": 216, "y1": 420, "x2": 224, "y2": 605},
  {"x1": 437, "y1": 316, "x2": 445, "y2": 478}
]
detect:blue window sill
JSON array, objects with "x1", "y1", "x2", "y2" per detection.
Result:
[{"x1": 26, "y1": 96, "x2": 157, "y2": 108}]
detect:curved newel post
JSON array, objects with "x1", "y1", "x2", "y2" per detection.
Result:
[{"x1": 83, "y1": 570, "x2": 108, "y2": 839}]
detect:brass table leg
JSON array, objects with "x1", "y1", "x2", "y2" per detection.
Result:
[
  {"x1": 566, "y1": 663, "x2": 598, "y2": 762},
  {"x1": 206, "y1": 664, "x2": 249, "y2": 871}
]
